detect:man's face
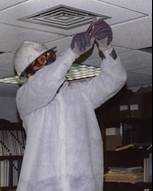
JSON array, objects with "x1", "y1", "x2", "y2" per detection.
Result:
[
  {"x1": 29, "y1": 51, "x2": 56, "y2": 75},
  {"x1": 26, "y1": 50, "x2": 57, "y2": 78},
  {"x1": 33, "y1": 51, "x2": 56, "y2": 70},
  {"x1": 32, "y1": 54, "x2": 47, "y2": 70}
]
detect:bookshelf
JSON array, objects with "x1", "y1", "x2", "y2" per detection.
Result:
[
  {"x1": 0, "y1": 120, "x2": 25, "y2": 190},
  {"x1": 96, "y1": 86, "x2": 152, "y2": 191}
]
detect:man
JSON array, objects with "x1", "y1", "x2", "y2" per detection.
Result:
[{"x1": 15, "y1": 20, "x2": 127, "y2": 191}]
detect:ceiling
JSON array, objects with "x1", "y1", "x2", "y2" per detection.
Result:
[{"x1": 0, "y1": 0, "x2": 152, "y2": 97}]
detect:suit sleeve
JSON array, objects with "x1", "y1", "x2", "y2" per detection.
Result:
[
  {"x1": 74, "y1": 50, "x2": 127, "y2": 109},
  {"x1": 16, "y1": 49, "x2": 77, "y2": 118}
]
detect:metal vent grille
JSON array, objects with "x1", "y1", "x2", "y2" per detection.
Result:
[{"x1": 19, "y1": 5, "x2": 110, "y2": 30}]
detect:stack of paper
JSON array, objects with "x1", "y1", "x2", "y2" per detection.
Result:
[{"x1": 105, "y1": 167, "x2": 144, "y2": 184}]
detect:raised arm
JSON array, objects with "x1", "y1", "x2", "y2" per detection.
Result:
[
  {"x1": 17, "y1": 30, "x2": 94, "y2": 118},
  {"x1": 76, "y1": 48, "x2": 127, "y2": 109},
  {"x1": 71, "y1": 20, "x2": 127, "y2": 109},
  {"x1": 16, "y1": 48, "x2": 77, "y2": 118}
]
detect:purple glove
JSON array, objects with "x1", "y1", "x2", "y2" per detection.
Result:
[
  {"x1": 90, "y1": 19, "x2": 113, "y2": 45},
  {"x1": 71, "y1": 31, "x2": 93, "y2": 56}
]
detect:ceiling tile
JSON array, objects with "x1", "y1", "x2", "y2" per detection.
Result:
[
  {"x1": 112, "y1": 17, "x2": 152, "y2": 49},
  {"x1": 120, "y1": 50, "x2": 152, "y2": 71},
  {"x1": 127, "y1": 71, "x2": 152, "y2": 87},
  {"x1": 0, "y1": 0, "x2": 146, "y2": 35},
  {"x1": 0, "y1": 0, "x2": 28, "y2": 11},
  {"x1": 114, "y1": 47, "x2": 131, "y2": 54},
  {"x1": 98, "y1": 0, "x2": 152, "y2": 15},
  {"x1": 0, "y1": 84, "x2": 18, "y2": 97},
  {"x1": 119, "y1": 49, "x2": 152, "y2": 87},
  {"x1": 0, "y1": 53, "x2": 15, "y2": 78},
  {"x1": 0, "y1": 23, "x2": 64, "y2": 53},
  {"x1": 132, "y1": 67, "x2": 152, "y2": 75}
]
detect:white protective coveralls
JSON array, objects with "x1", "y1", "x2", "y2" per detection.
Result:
[{"x1": 16, "y1": 48, "x2": 127, "y2": 191}]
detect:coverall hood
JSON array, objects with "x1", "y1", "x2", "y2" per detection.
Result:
[{"x1": 14, "y1": 41, "x2": 52, "y2": 76}]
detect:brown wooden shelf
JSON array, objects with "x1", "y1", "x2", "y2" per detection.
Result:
[
  {"x1": 105, "y1": 150, "x2": 150, "y2": 167},
  {"x1": 120, "y1": 117, "x2": 152, "y2": 124},
  {"x1": 104, "y1": 182, "x2": 152, "y2": 191}
]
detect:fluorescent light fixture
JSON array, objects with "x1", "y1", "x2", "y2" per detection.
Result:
[
  {"x1": 0, "y1": 76, "x2": 23, "y2": 85},
  {"x1": 66, "y1": 64, "x2": 101, "y2": 81}
]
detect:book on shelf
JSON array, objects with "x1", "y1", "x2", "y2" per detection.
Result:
[
  {"x1": 105, "y1": 155, "x2": 152, "y2": 185},
  {"x1": 106, "y1": 126, "x2": 123, "y2": 151},
  {"x1": 0, "y1": 124, "x2": 25, "y2": 188},
  {"x1": 0, "y1": 158, "x2": 22, "y2": 188},
  {"x1": 0, "y1": 160, "x2": 9, "y2": 187},
  {"x1": 0, "y1": 129, "x2": 25, "y2": 156},
  {"x1": 144, "y1": 153, "x2": 152, "y2": 183}
]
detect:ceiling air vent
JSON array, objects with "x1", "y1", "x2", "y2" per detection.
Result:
[{"x1": 19, "y1": 5, "x2": 110, "y2": 30}]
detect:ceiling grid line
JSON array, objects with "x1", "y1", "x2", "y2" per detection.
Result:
[
  {"x1": 0, "y1": 21, "x2": 70, "y2": 37},
  {"x1": 0, "y1": 0, "x2": 30, "y2": 12},
  {"x1": 94, "y1": 0, "x2": 149, "y2": 16},
  {"x1": 111, "y1": 15, "x2": 149, "y2": 27}
]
